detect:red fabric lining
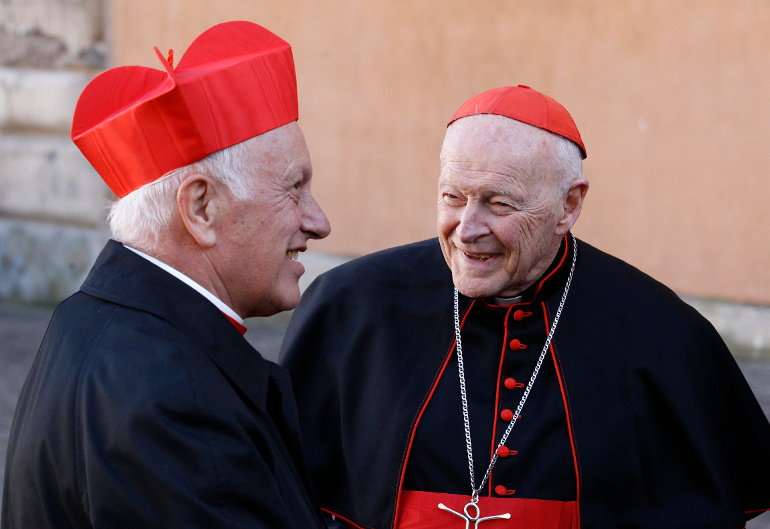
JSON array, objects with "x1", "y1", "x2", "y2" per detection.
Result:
[
  {"x1": 396, "y1": 490, "x2": 577, "y2": 528},
  {"x1": 223, "y1": 313, "x2": 247, "y2": 335}
]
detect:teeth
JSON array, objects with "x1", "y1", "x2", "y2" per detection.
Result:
[
  {"x1": 464, "y1": 252, "x2": 492, "y2": 261},
  {"x1": 287, "y1": 251, "x2": 299, "y2": 260}
]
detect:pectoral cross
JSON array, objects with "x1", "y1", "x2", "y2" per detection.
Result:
[{"x1": 438, "y1": 501, "x2": 511, "y2": 528}]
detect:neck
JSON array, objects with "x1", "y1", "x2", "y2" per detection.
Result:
[{"x1": 125, "y1": 241, "x2": 241, "y2": 320}]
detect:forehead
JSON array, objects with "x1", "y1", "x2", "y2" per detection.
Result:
[
  {"x1": 241, "y1": 122, "x2": 311, "y2": 182},
  {"x1": 442, "y1": 114, "x2": 552, "y2": 163},
  {"x1": 440, "y1": 115, "x2": 555, "y2": 188}
]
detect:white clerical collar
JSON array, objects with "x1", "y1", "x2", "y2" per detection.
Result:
[
  {"x1": 124, "y1": 244, "x2": 245, "y2": 325},
  {"x1": 490, "y1": 294, "x2": 524, "y2": 307}
]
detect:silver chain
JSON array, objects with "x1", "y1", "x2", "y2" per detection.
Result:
[{"x1": 453, "y1": 234, "x2": 577, "y2": 503}]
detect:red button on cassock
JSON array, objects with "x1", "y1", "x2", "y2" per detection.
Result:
[
  {"x1": 509, "y1": 339, "x2": 526, "y2": 350},
  {"x1": 497, "y1": 446, "x2": 510, "y2": 457},
  {"x1": 495, "y1": 485, "x2": 509, "y2": 496},
  {"x1": 501, "y1": 409, "x2": 514, "y2": 422},
  {"x1": 513, "y1": 310, "x2": 526, "y2": 321},
  {"x1": 504, "y1": 377, "x2": 517, "y2": 390}
]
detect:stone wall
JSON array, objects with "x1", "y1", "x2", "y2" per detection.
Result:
[
  {"x1": 0, "y1": 0, "x2": 111, "y2": 306},
  {"x1": 0, "y1": 0, "x2": 106, "y2": 69}
]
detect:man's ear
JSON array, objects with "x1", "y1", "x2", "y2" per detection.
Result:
[
  {"x1": 555, "y1": 178, "x2": 589, "y2": 235},
  {"x1": 177, "y1": 174, "x2": 219, "y2": 248}
]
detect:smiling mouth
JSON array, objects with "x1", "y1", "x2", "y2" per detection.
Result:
[
  {"x1": 463, "y1": 252, "x2": 493, "y2": 261},
  {"x1": 287, "y1": 251, "x2": 299, "y2": 260}
]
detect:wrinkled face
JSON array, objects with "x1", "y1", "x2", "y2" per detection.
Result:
[
  {"x1": 437, "y1": 115, "x2": 568, "y2": 299},
  {"x1": 216, "y1": 122, "x2": 330, "y2": 317}
]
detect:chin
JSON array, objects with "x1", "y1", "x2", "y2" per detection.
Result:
[
  {"x1": 274, "y1": 289, "x2": 302, "y2": 313},
  {"x1": 247, "y1": 289, "x2": 301, "y2": 318},
  {"x1": 453, "y1": 277, "x2": 501, "y2": 300}
]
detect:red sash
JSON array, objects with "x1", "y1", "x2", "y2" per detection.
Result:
[{"x1": 396, "y1": 490, "x2": 577, "y2": 528}]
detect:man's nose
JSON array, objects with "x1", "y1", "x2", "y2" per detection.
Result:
[
  {"x1": 456, "y1": 203, "x2": 490, "y2": 243},
  {"x1": 302, "y1": 193, "x2": 331, "y2": 240}
]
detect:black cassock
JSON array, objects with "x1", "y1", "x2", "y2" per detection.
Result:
[
  {"x1": 2, "y1": 240, "x2": 326, "y2": 529},
  {"x1": 281, "y1": 235, "x2": 770, "y2": 529}
]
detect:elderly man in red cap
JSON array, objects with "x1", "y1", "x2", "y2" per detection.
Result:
[
  {"x1": 281, "y1": 85, "x2": 770, "y2": 528},
  {"x1": 2, "y1": 21, "x2": 330, "y2": 528}
]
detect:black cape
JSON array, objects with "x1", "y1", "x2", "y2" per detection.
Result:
[
  {"x1": 2, "y1": 240, "x2": 326, "y2": 529},
  {"x1": 280, "y1": 236, "x2": 770, "y2": 529}
]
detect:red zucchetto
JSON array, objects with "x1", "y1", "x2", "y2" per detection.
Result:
[
  {"x1": 448, "y1": 85, "x2": 587, "y2": 159},
  {"x1": 71, "y1": 21, "x2": 298, "y2": 198}
]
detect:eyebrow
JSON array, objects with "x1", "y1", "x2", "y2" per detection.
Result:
[
  {"x1": 439, "y1": 180, "x2": 518, "y2": 199},
  {"x1": 486, "y1": 189, "x2": 517, "y2": 198}
]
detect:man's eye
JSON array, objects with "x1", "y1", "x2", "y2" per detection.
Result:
[
  {"x1": 489, "y1": 201, "x2": 515, "y2": 214},
  {"x1": 443, "y1": 193, "x2": 464, "y2": 205}
]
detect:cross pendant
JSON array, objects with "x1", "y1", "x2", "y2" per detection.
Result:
[{"x1": 438, "y1": 501, "x2": 511, "y2": 528}]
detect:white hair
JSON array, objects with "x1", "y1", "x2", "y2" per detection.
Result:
[
  {"x1": 549, "y1": 133, "x2": 583, "y2": 197},
  {"x1": 107, "y1": 138, "x2": 260, "y2": 250}
]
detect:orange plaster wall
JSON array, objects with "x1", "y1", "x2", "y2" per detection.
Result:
[{"x1": 111, "y1": 0, "x2": 770, "y2": 304}]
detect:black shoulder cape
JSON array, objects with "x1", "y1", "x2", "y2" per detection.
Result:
[
  {"x1": 281, "y1": 236, "x2": 770, "y2": 529},
  {"x1": 3, "y1": 240, "x2": 326, "y2": 528}
]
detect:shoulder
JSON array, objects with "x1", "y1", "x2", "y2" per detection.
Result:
[
  {"x1": 576, "y1": 239, "x2": 702, "y2": 316},
  {"x1": 58, "y1": 297, "x2": 257, "y2": 477},
  {"x1": 569, "y1": 239, "x2": 725, "y2": 354},
  {"x1": 41, "y1": 293, "x2": 217, "y2": 409}
]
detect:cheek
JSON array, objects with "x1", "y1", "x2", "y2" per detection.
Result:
[
  {"x1": 266, "y1": 205, "x2": 301, "y2": 240},
  {"x1": 436, "y1": 216, "x2": 449, "y2": 240},
  {"x1": 500, "y1": 214, "x2": 544, "y2": 247},
  {"x1": 491, "y1": 219, "x2": 524, "y2": 251},
  {"x1": 436, "y1": 207, "x2": 459, "y2": 237}
]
